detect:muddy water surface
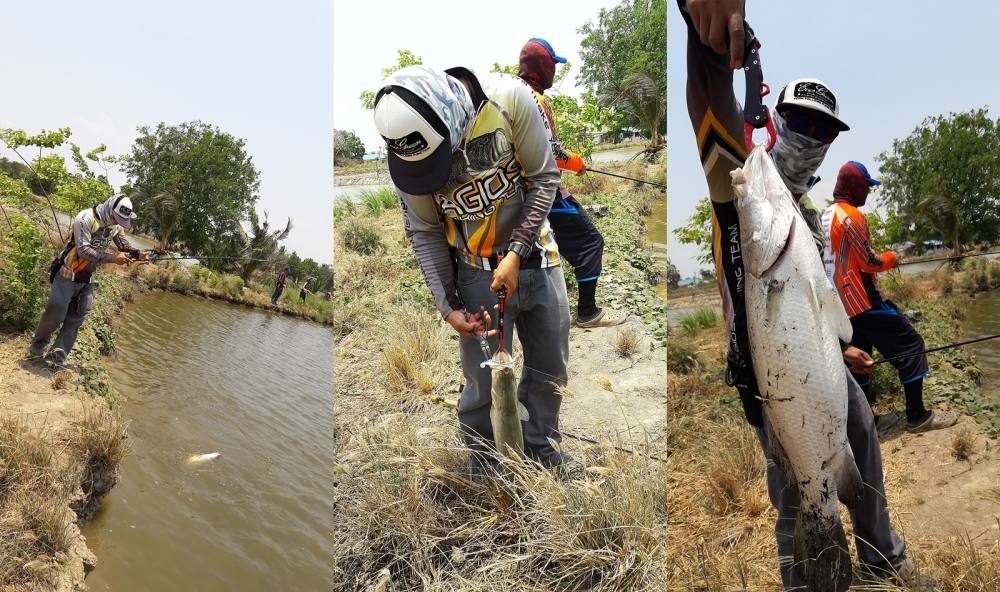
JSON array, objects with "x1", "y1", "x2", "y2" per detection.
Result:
[
  {"x1": 963, "y1": 290, "x2": 1000, "y2": 401},
  {"x1": 80, "y1": 291, "x2": 332, "y2": 591}
]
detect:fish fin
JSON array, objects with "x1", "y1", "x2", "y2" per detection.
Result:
[
  {"x1": 831, "y1": 447, "x2": 864, "y2": 508},
  {"x1": 821, "y1": 279, "x2": 853, "y2": 343},
  {"x1": 793, "y1": 508, "x2": 853, "y2": 592},
  {"x1": 517, "y1": 402, "x2": 530, "y2": 422}
]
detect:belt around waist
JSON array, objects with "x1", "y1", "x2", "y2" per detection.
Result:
[{"x1": 482, "y1": 255, "x2": 544, "y2": 270}]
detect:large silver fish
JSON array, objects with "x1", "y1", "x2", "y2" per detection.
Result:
[
  {"x1": 732, "y1": 146, "x2": 864, "y2": 592},
  {"x1": 488, "y1": 351, "x2": 529, "y2": 459}
]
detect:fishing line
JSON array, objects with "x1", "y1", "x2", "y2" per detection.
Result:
[
  {"x1": 560, "y1": 430, "x2": 668, "y2": 464},
  {"x1": 897, "y1": 250, "x2": 1000, "y2": 267},
  {"x1": 874, "y1": 333, "x2": 1000, "y2": 365},
  {"x1": 147, "y1": 255, "x2": 270, "y2": 262},
  {"x1": 586, "y1": 168, "x2": 666, "y2": 190}
]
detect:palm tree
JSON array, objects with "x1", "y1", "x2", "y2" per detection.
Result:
[
  {"x1": 604, "y1": 71, "x2": 665, "y2": 151},
  {"x1": 236, "y1": 210, "x2": 292, "y2": 282}
]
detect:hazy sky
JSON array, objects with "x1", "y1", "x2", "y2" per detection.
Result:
[
  {"x1": 1, "y1": 1, "x2": 332, "y2": 264},
  {"x1": 668, "y1": 1, "x2": 1000, "y2": 277},
  {"x1": 334, "y1": 0, "x2": 618, "y2": 154}
]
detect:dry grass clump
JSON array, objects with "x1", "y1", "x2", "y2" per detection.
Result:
[
  {"x1": 380, "y1": 311, "x2": 449, "y2": 395},
  {"x1": 0, "y1": 417, "x2": 75, "y2": 587},
  {"x1": 911, "y1": 536, "x2": 1000, "y2": 591},
  {"x1": 67, "y1": 406, "x2": 129, "y2": 510},
  {"x1": 613, "y1": 326, "x2": 641, "y2": 358},
  {"x1": 332, "y1": 412, "x2": 667, "y2": 592},
  {"x1": 950, "y1": 427, "x2": 976, "y2": 461},
  {"x1": 50, "y1": 370, "x2": 72, "y2": 391}
]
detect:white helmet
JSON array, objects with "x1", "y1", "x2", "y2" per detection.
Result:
[{"x1": 106, "y1": 194, "x2": 137, "y2": 230}]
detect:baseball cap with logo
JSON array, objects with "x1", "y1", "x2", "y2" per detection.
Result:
[
  {"x1": 373, "y1": 65, "x2": 476, "y2": 194},
  {"x1": 106, "y1": 194, "x2": 137, "y2": 230},
  {"x1": 775, "y1": 78, "x2": 850, "y2": 131}
]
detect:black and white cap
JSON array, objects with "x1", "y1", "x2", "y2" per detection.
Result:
[
  {"x1": 373, "y1": 65, "x2": 475, "y2": 194},
  {"x1": 775, "y1": 78, "x2": 850, "y2": 131}
]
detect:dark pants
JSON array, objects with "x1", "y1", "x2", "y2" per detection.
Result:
[
  {"x1": 271, "y1": 285, "x2": 284, "y2": 304},
  {"x1": 849, "y1": 300, "x2": 929, "y2": 399},
  {"x1": 547, "y1": 192, "x2": 604, "y2": 286},
  {"x1": 30, "y1": 275, "x2": 96, "y2": 365},
  {"x1": 455, "y1": 263, "x2": 570, "y2": 453},
  {"x1": 755, "y1": 370, "x2": 911, "y2": 590}
]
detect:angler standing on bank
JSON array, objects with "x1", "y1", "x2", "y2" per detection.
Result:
[
  {"x1": 822, "y1": 161, "x2": 958, "y2": 433},
  {"x1": 28, "y1": 194, "x2": 148, "y2": 369},
  {"x1": 518, "y1": 37, "x2": 626, "y2": 328}
]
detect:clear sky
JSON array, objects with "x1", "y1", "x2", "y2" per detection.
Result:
[
  {"x1": 668, "y1": 1, "x2": 1000, "y2": 277},
  {"x1": 1, "y1": 1, "x2": 332, "y2": 264},
  {"x1": 334, "y1": 0, "x2": 619, "y2": 154}
]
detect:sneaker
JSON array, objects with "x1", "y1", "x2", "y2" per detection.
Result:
[
  {"x1": 526, "y1": 445, "x2": 584, "y2": 479},
  {"x1": 875, "y1": 410, "x2": 901, "y2": 437},
  {"x1": 26, "y1": 346, "x2": 45, "y2": 360},
  {"x1": 43, "y1": 348, "x2": 66, "y2": 371},
  {"x1": 576, "y1": 307, "x2": 627, "y2": 328},
  {"x1": 906, "y1": 409, "x2": 959, "y2": 433}
]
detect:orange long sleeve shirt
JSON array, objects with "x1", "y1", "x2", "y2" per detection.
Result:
[{"x1": 821, "y1": 200, "x2": 898, "y2": 317}]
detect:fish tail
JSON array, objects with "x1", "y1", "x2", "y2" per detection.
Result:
[{"x1": 793, "y1": 507, "x2": 853, "y2": 592}]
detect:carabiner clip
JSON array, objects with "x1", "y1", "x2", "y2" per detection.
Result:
[{"x1": 741, "y1": 28, "x2": 777, "y2": 152}]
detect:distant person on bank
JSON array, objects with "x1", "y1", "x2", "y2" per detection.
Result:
[
  {"x1": 272, "y1": 267, "x2": 288, "y2": 305},
  {"x1": 29, "y1": 195, "x2": 148, "y2": 369}
]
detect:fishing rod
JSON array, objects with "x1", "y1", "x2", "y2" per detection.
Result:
[
  {"x1": 143, "y1": 254, "x2": 270, "y2": 263},
  {"x1": 586, "y1": 168, "x2": 666, "y2": 190},
  {"x1": 898, "y1": 250, "x2": 1000, "y2": 267},
  {"x1": 874, "y1": 333, "x2": 1000, "y2": 365}
]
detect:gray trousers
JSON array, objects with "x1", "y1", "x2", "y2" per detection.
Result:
[
  {"x1": 30, "y1": 275, "x2": 96, "y2": 365},
  {"x1": 456, "y1": 263, "x2": 570, "y2": 451},
  {"x1": 755, "y1": 370, "x2": 910, "y2": 590}
]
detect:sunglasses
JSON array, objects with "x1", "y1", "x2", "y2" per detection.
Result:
[{"x1": 783, "y1": 110, "x2": 840, "y2": 144}]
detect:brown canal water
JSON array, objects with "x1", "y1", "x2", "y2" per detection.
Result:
[
  {"x1": 963, "y1": 290, "x2": 1000, "y2": 401},
  {"x1": 79, "y1": 291, "x2": 333, "y2": 591}
]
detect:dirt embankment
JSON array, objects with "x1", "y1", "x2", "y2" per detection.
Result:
[{"x1": 0, "y1": 336, "x2": 125, "y2": 592}]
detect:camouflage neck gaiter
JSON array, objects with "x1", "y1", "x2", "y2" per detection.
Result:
[{"x1": 770, "y1": 110, "x2": 830, "y2": 195}]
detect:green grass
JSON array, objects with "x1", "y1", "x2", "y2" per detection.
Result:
[
  {"x1": 677, "y1": 306, "x2": 720, "y2": 337},
  {"x1": 361, "y1": 187, "x2": 398, "y2": 216}
]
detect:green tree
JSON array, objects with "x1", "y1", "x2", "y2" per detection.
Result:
[
  {"x1": 876, "y1": 107, "x2": 1000, "y2": 255},
  {"x1": 577, "y1": 0, "x2": 666, "y2": 135},
  {"x1": 665, "y1": 259, "x2": 681, "y2": 288},
  {"x1": 359, "y1": 49, "x2": 424, "y2": 109},
  {"x1": 334, "y1": 129, "x2": 366, "y2": 165},
  {"x1": 122, "y1": 121, "x2": 261, "y2": 256},
  {"x1": 672, "y1": 197, "x2": 714, "y2": 265}
]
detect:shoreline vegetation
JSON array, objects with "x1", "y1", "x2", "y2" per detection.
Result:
[
  {"x1": 667, "y1": 261, "x2": 1000, "y2": 590},
  {"x1": 1, "y1": 198, "x2": 330, "y2": 590},
  {"x1": 332, "y1": 161, "x2": 670, "y2": 591}
]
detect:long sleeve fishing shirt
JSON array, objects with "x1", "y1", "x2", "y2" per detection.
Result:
[{"x1": 397, "y1": 72, "x2": 561, "y2": 318}]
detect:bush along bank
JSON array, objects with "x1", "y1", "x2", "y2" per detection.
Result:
[
  {"x1": 332, "y1": 163, "x2": 669, "y2": 591},
  {"x1": 134, "y1": 261, "x2": 333, "y2": 325}
]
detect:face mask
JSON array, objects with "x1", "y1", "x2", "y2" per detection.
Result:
[{"x1": 770, "y1": 111, "x2": 831, "y2": 195}]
